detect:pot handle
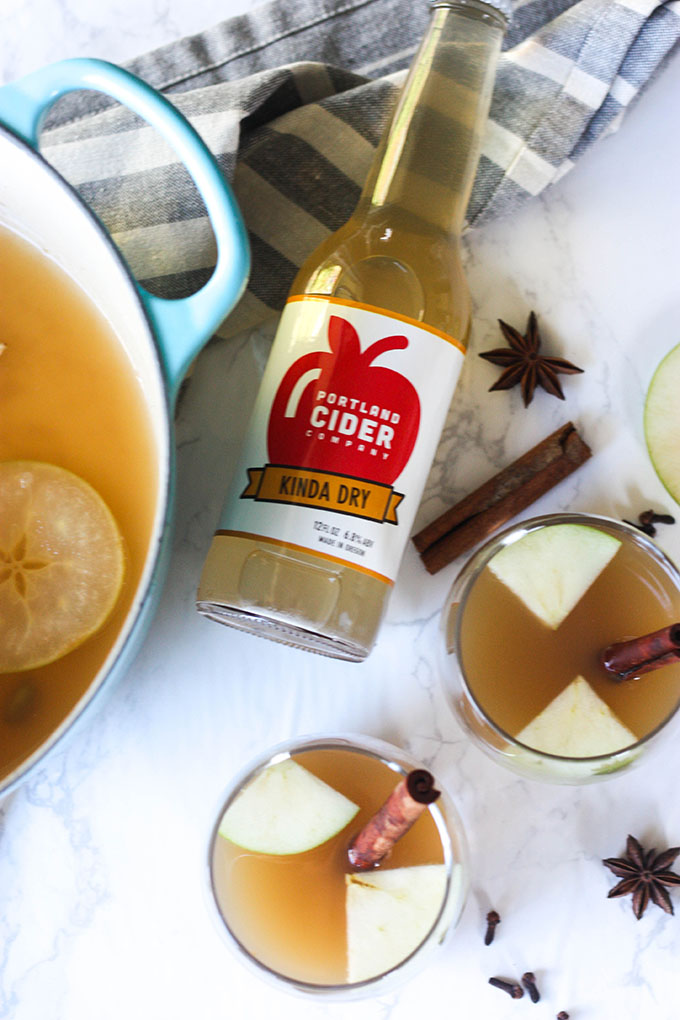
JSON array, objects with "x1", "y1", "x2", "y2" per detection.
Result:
[{"x1": 0, "y1": 58, "x2": 250, "y2": 402}]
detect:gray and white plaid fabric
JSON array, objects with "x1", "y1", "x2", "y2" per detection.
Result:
[{"x1": 40, "y1": 0, "x2": 680, "y2": 340}]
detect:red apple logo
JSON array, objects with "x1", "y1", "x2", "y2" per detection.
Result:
[{"x1": 267, "y1": 315, "x2": 420, "y2": 485}]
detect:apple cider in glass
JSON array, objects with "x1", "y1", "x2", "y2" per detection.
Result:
[
  {"x1": 207, "y1": 736, "x2": 467, "y2": 997},
  {"x1": 440, "y1": 514, "x2": 680, "y2": 782}
]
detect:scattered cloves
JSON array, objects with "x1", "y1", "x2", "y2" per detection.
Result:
[
  {"x1": 489, "y1": 977, "x2": 524, "y2": 999},
  {"x1": 521, "y1": 971, "x2": 540, "y2": 1003},
  {"x1": 484, "y1": 909, "x2": 501, "y2": 945},
  {"x1": 624, "y1": 509, "x2": 675, "y2": 538}
]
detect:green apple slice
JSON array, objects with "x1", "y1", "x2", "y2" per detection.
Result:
[
  {"x1": 218, "y1": 758, "x2": 359, "y2": 854},
  {"x1": 345, "y1": 864, "x2": 449, "y2": 983},
  {"x1": 515, "y1": 675, "x2": 637, "y2": 757},
  {"x1": 645, "y1": 343, "x2": 680, "y2": 502},
  {"x1": 489, "y1": 524, "x2": 621, "y2": 629}
]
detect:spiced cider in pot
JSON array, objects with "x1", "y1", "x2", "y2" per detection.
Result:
[{"x1": 0, "y1": 224, "x2": 158, "y2": 782}]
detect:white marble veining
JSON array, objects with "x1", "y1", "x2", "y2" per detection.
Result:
[{"x1": 2, "y1": 3, "x2": 680, "y2": 1019}]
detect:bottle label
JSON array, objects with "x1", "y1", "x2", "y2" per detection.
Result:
[{"x1": 217, "y1": 295, "x2": 465, "y2": 583}]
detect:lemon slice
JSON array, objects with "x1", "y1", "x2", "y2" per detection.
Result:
[{"x1": 0, "y1": 461, "x2": 125, "y2": 672}]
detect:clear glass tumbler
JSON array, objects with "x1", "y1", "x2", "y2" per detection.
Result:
[
  {"x1": 206, "y1": 733, "x2": 468, "y2": 999},
  {"x1": 439, "y1": 513, "x2": 680, "y2": 784}
]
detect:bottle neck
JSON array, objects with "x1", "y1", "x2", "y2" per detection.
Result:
[{"x1": 356, "y1": 1, "x2": 505, "y2": 237}]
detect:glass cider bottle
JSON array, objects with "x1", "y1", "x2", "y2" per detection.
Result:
[{"x1": 197, "y1": 0, "x2": 508, "y2": 661}]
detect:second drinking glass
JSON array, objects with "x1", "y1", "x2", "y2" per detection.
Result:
[
  {"x1": 440, "y1": 513, "x2": 680, "y2": 783},
  {"x1": 207, "y1": 734, "x2": 468, "y2": 999}
]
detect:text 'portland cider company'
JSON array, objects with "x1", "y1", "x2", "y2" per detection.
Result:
[{"x1": 197, "y1": 0, "x2": 511, "y2": 660}]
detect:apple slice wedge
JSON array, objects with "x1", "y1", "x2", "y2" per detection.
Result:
[
  {"x1": 515, "y1": 675, "x2": 637, "y2": 757},
  {"x1": 345, "y1": 863, "x2": 450, "y2": 983},
  {"x1": 489, "y1": 523, "x2": 621, "y2": 629},
  {"x1": 218, "y1": 758, "x2": 358, "y2": 854},
  {"x1": 644, "y1": 342, "x2": 680, "y2": 502}
]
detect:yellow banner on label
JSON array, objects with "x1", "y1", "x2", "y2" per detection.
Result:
[{"x1": 242, "y1": 465, "x2": 403, "y2": 524}]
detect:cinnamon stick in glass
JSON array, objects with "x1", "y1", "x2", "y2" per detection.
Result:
[
  {"x1": 601, "y1": 623, "x2": 680, "y2": 680},
  {"x1": 347, "y1": 769, "x2": 440, "y2": 870},
  {"x1": 413, "y1": 422, "x2": 591, "y2": 574}
]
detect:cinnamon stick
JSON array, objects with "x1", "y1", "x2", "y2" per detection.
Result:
[
  {"x1": 347, "y1": 769, "x2": 440, "y2": 871},
  {"x1": 601, "y1": 623, "x2": 680, "y2": 680},
  {"x1": 413, "y1": 422, "x2": 591, "y2": 574}
]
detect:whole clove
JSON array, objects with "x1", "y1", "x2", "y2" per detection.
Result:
[
  {"x1": 3, "y1": 679, "x2": 37, "y2": 725},
  {"x1": 623, "y1": 509, "x2": 675, "y2": 538},
  {"x1": 556, "y1": 1012, "x2": 570, "y2": 1019},
  {"x1": 488, "y1": 977, "x2": 524, "y2": 999},
  {"x1": 521, "y1": 971, "x2": 540, "y2": 1003},
  {"x1": 484, "y1": 909, "x2": 501, "y2": 945}
]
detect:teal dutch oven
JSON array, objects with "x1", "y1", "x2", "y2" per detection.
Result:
[{"x1": 0, "y1": 59, "x2": 250, "y2": 796}]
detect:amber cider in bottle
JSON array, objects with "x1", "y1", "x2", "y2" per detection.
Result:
[{"x1": 197, "y1": 0, "x2": 509, "y2": 660}]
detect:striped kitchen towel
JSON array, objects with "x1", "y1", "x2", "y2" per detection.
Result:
[{"x1": 40, "y1": 0, "x2": 680, "y2": 340}]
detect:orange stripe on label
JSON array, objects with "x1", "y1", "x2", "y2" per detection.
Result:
[
  {"x1": 286, "y1": 294, "x2": 465, "y2": 354},
  {"x1": 213, "y1": 530, "x2": 394, "y2": 585}
]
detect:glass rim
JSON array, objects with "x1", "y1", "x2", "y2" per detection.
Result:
[
  {"x1": 429, "y1": 0, "x2": 510, "y2": 30},
  {"x1": 447, "y1": 511, "x2": 680, "y2": 764},
  {"x1": 205, "y1": 732, "x2": 467, "y2": 996}
]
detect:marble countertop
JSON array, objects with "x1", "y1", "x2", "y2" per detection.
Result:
[{"x1": 2, "y1": 2, "x2": 680, "y2": 1019}]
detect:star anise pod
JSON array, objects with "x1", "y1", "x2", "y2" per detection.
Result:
[
  {"x1": 603, "y1": 834, "x2": 680, "y2": 919},
  {"x1": 479, "y1": 311, "x2": 583, "y2": 407}
]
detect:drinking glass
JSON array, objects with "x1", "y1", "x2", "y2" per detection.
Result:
[
  {"x1": 439, "y1": 513, "x2": 680, "y2": 783},
  {"x1": 206, "y1": 733, "x2": 468, "y2": 999}
]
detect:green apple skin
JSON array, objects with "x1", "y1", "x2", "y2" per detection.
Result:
[
  {"x1": 218, "y1": 758, "x2": 359, "y2": 855},
  {"x1": 489, "y1": 524, "x2": 621, "y2": 629},
  {"x1": 644, "y1": 342, "x2": 680, "y2": 503},
  {"x1": 345, "y1": 863, "x2": 451, "y2": 983},
  {"x1": 515, "y1": 674, "x2": 637, "y2": 758}
]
